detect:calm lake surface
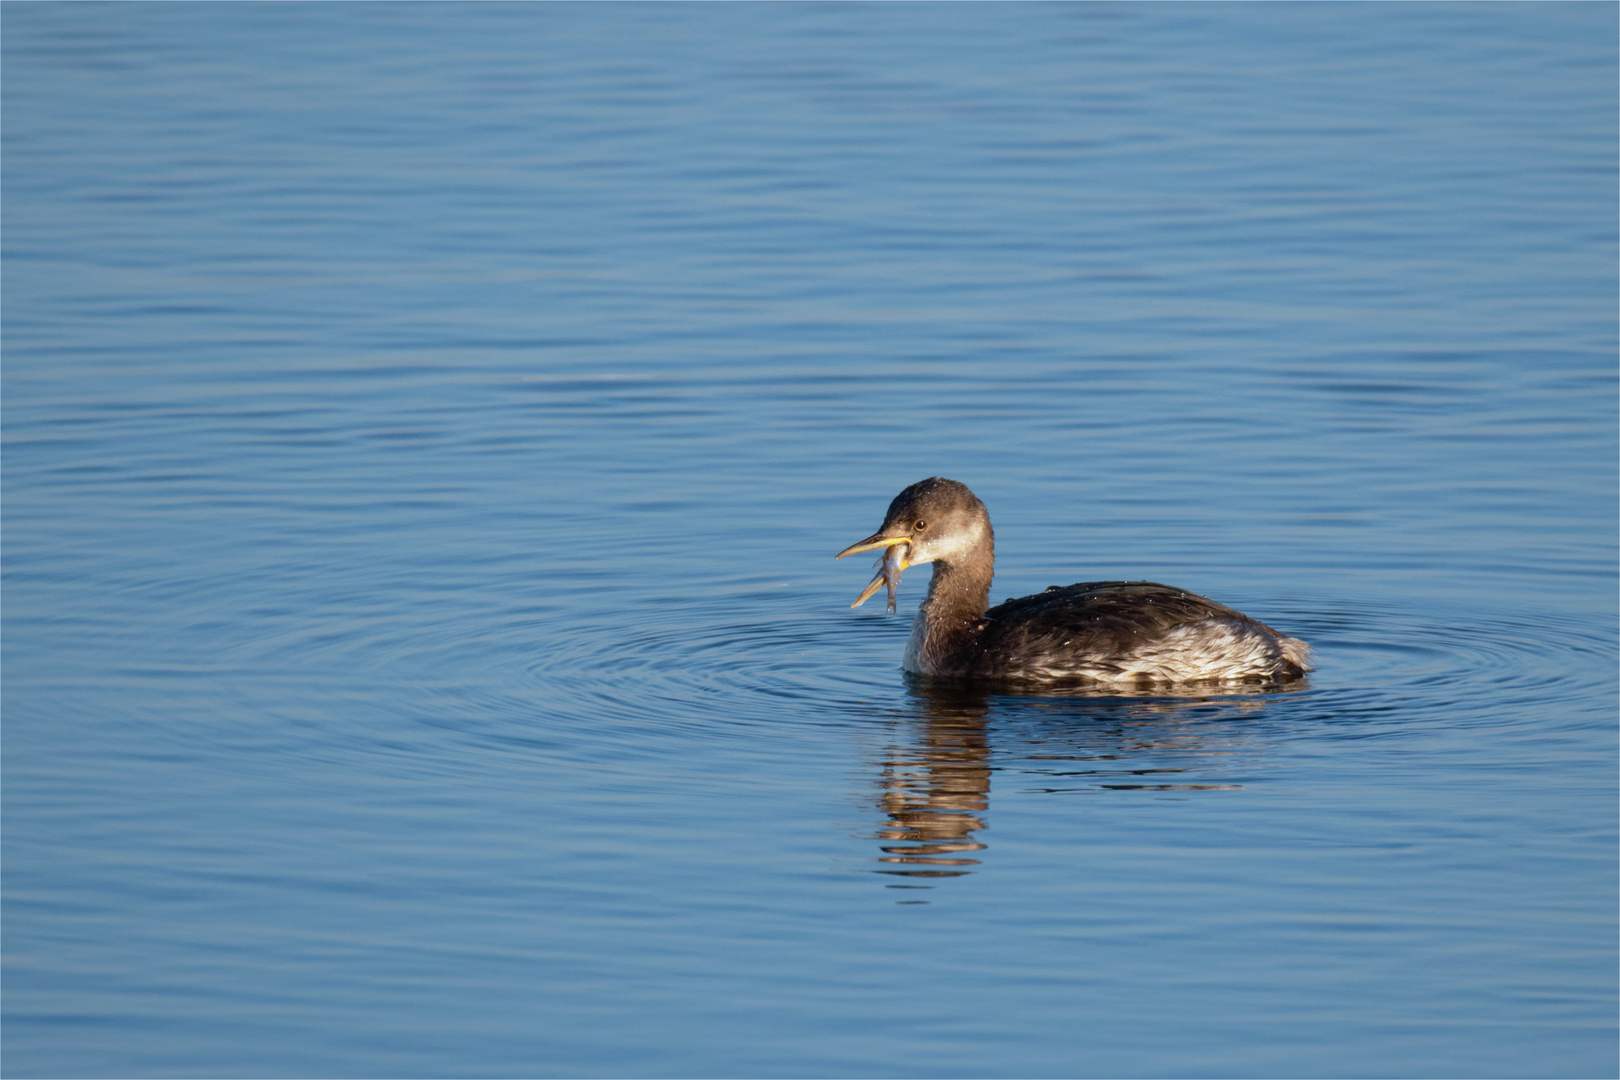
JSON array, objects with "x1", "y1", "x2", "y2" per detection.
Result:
[{"x1": 4, "y1": 5, "x2": 1616, "y2": 1078}]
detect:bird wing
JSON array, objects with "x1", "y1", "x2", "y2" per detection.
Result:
[{"x1": 976, "y1": 580, "x2": 1270, "y2": 679}]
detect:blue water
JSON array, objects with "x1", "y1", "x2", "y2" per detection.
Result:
[{"x1": 4, "y1": 4, "x2": 1615, "y2": 1077}]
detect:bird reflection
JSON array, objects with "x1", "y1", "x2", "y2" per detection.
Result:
[
  {"x1": 868, "y1": 677, "x2": 1303, "y2": 890},
  {"x1": 874, "y1": 690, "x2": 991, "y2": 878}
]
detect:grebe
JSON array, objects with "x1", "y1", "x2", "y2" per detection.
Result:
[{"x1": 837, "y1": 478, "x2": 1311, "y2": 685}]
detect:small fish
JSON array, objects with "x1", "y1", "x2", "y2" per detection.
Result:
[
  {"x1": 851, "y1": 541, "x2": 910, "y2": 611},
  {"x1": 881, "y1": 541, "x2": 908, "y2": 612}
]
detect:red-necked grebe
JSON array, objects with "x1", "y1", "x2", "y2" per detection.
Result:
[{"x1": 837, "y1": 477, "x2": 1311, "y2": 685}]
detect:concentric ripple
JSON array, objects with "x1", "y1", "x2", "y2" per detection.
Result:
[
  {"x1": 1281, "y1": 595, "x2": 1616, "y2": 730},
  {"x1": 527, "y1": 592, "x2": 910, "y2": 729},
  {"x1": 524, "y1": 591, "x2": 1614, "y2": 731},
  {"x1": 188, "y1": 583, "x2": 1614, "y2": 795}
]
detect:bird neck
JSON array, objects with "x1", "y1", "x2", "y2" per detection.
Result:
[{"x1": 905, "y1": 543, "x2": 994, "y2": 675}]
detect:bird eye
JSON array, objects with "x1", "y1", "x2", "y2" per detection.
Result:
[{"x1": 916, "y1": 519, "x2": 927, "y2": 530}]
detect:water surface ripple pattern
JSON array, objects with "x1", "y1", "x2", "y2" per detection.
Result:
[{"x1": 4, "y1": 5, "x2": 1615, "y2": 1079}]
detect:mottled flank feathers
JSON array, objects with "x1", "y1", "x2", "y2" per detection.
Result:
[{"x1": 974, "y1": 581, "x2": 1312, "y2": 684}]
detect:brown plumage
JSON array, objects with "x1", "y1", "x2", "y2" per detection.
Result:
[{"x1": 837, "y1": 478, "x2": 1311, "y2": 686}]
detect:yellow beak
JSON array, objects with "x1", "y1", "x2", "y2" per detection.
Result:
[
  {"x1": 837, "y1": 533, "x2": 913, "y2": 608},
  {"x1": 850, "y1": 570, "x2": 898, "y2": 609},
  {"x1": 835, "y1": 534, "x2": 912, "y2": 560}
]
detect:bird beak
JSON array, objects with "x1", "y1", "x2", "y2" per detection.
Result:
[
  {"x1": 849, "y1": 572, "x2": 888, "y2": 609},
  {"x1": 837, "y1": 532, "x2": 913, "y2": 609},
  {"x1": 835, "y1": 532, "x2": 912, "y2": 560}
]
